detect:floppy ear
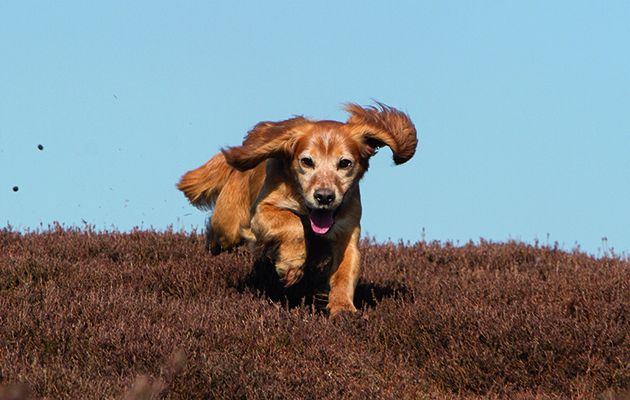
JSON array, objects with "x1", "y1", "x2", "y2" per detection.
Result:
[
  {"x1": 221, "y1": 116, "x2": 309, "y2": 171},
  {"x1": 344, "y1": 102, "x2": 418, "y2": 165}
]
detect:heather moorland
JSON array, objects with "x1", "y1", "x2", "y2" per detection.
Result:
[{"x1": 1, "y1": 225, "x2": 629, "y2": 399}]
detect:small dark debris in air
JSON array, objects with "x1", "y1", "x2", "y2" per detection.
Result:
[
  {"x1": 13, "y1": 186, "x2": 19, "y2": 192},
  {"x1": 38, "y1": 144, "x2": 44, "y2": 150}
]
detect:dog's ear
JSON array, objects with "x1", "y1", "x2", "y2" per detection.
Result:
[
  {"x1": 344, "y1": 102, "x2": 417, "y2": 165},
  {"x1": 222, "y1": 116, "x2": 309, "y2": 171}
]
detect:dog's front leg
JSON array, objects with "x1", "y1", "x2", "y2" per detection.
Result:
[
  {"x1": 251, "y1": 204, "x2": 307, "y2": 287},
  {"x1": 328, "y1": 225, "x2": 361, "y2": 318}
]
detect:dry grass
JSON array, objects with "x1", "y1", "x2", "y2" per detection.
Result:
[{"x1": 1, "y1": 224, "x2": 629, "y2": 399}]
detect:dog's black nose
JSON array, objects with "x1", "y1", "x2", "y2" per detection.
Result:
[{"x1": 314, "y1": 188, "x2": 335, "y2": 205}]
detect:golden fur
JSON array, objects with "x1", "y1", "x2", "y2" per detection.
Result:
[{"x1": 177, "y1": 102, "x2": 417, "y2": 317}]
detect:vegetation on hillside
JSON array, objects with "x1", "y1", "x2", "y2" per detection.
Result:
[{"x1": 1, "y1": 225, "x2": 629, "y2": 399}]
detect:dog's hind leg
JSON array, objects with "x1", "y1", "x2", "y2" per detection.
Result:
[
  {"x1": 204, "y1": 219, "x2": 222, "y2": 256},
  {"x1": 209, "y1": 169, "x2": 257, "y2": 253}
]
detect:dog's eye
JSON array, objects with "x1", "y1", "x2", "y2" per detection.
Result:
[
  {"x1": 301, "y1": 157, "x2": 314, "y2": 168},
  {"x1": 338, "y1": 159, "x2": 352, "y2": 169}
]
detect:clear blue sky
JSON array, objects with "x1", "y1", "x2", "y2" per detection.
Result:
[{"x1": 1, "y1": 2, "x2": 629, "y2": 257}]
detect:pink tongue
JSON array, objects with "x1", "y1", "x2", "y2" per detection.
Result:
[{"x1": 309, "y1": 209, "x2": 334, "y2": 234}]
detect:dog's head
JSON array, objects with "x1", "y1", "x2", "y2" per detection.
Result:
[{"x1": 222, "y1": 102, "x2": 417, "y2": 235}]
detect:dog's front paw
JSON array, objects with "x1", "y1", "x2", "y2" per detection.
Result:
[
  {"x1": 277, "y1": 266, "x2": 304, "y2": 287},
  {"x1": 330, "y1": 309, "x2": 368, "y2": 330},
  {"x1": 327, "y1": 299, "x2": 357, "y2": 320}
]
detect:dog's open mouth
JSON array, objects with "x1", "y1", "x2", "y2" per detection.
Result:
[{"x1": 308, "y1": 208, "x2": 335, "y2": 235}]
